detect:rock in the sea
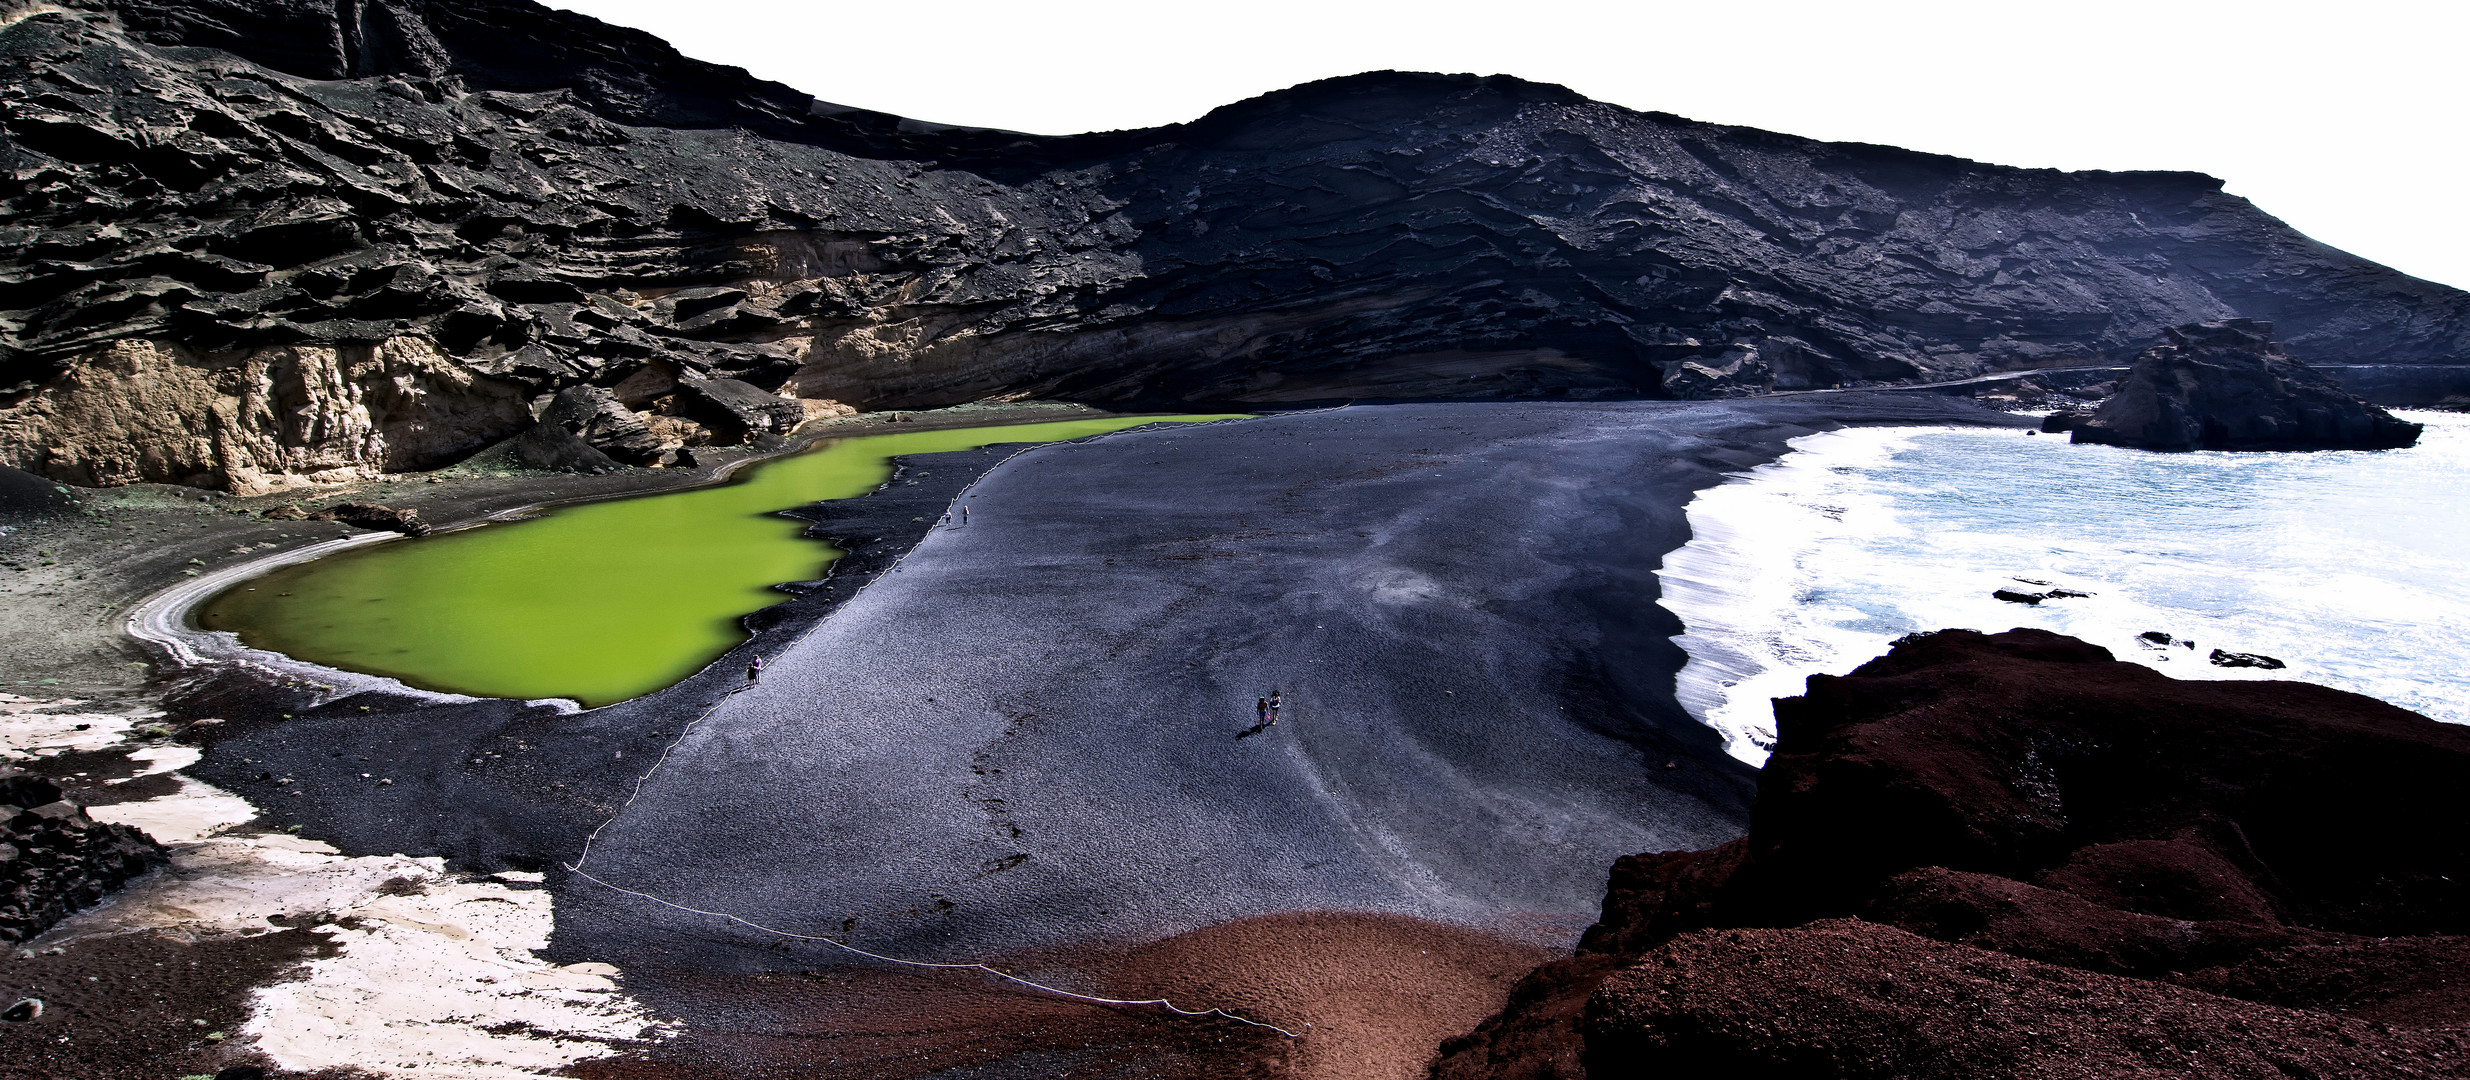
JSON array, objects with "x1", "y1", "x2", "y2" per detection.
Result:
[
  {"x1": 1437, "y1": 628, "x2": 2470, "y2": 1078},
  {"x1": 1, "y1": 767, "x2": 169, "y2": 942},
  {"x1": 1991, "y1": 588, "x2": 2045, "y2": 604},
  {"x1": 2209, "y1": 648, "x2": 2287, "y2": 669},
  {"x1": 309, "y1": 502, "x2": 431, "y2": 536},
  {"x1": 2071, "y1": 320, "x2": 2424, "y2": 451}
]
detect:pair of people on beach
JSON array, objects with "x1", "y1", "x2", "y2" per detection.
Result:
[
  {"x1": 938, "y1": 505, "x2": 972, "y2": 527},
  {"x1": 1255, "y1": 691, "x2": 1282, "y2": 726}
]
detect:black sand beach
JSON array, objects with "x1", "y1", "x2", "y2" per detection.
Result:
[{"x1": 39, "y1": 393, "x2": 2033, "y2": 1078}]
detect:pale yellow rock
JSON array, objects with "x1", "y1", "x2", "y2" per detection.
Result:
[{"x1": 0, "y1": 337, "x2": 531, "y2": 493}]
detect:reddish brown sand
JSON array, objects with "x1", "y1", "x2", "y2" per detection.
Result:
[
  {"x1": 0, "y1": 927, "x2": 333, "y2": 1080},
  {"x1": 573, "y1": 912, "x2": 1547, "y2": 1080},
  {"x1": 1097, "y1": 912, "x2": 1555, "y2": 1080}
]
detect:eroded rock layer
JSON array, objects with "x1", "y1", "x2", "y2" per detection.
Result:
[
  {"x1": 3, "y1": 0, "x2": 2467, "y2": 490},
  {"x1": 1438, "y1": 629, "x2": 2470, "y2": 1079}
]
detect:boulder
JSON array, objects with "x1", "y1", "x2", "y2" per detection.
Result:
[
  {"x1": 310, "y1": 502, "x2": 431, "y2": 536},
  {"x1": 0, "y1": 768, "x2": 168, "y2": 942},
  {"x1": 2209, "y1": 648, "x2": 2286, "y2": 670},
  {"x1": 670, "y1": 377, "x2": 806, "y2": 444},
  {"x1": 533, "y1": 385, "x2": 671, "y2": 466},
  {"x1": 507, "y1": 419, "x2": 624, "y2": 474},
  {"x1": 2071, "y1": 321, "x2": 2423, "y2": 451}
]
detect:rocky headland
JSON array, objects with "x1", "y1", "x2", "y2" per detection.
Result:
[
  {"x1": 1437, "y1": 628, "x2": 2470, "y2": 1078},
  {"x1": 2058, "y1": 319, "x2": 2425, "y2": 451},
  {"x1": 2, "y1": 0, "x2": 2466, "y2": 493}
]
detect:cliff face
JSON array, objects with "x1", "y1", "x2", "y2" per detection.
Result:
[
  {"x1": 4, "y1": 0, "x2": 2467, "y2": 489},
  {"x1": 1435, "y1": 629, "x2": 2470, "y2": 1078}
]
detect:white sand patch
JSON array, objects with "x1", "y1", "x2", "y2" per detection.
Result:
[
  {"x1": 244, "y1": 880, "x2": 671, "y2": 1078},
  {"x1": 0, "y1": 693, "x2": 146, "y2": 760},
  {"x1": 120, "y1": 743, "x2": 203, "y2": 777},
  {"x1": 84, "y1": 776, "x2": 258, "y2": 844},
  {"x1": 24, "y1": 697, "x2": 671, "y2": 1078}
]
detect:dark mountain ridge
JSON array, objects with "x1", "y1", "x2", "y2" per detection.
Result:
[{"x1": 2, "y1": 0, "x2": 2465, "y2": 490}]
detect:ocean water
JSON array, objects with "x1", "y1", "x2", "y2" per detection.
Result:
[{"x1": 1660, "y1": 411, "x2": 2470, "y2": 766}]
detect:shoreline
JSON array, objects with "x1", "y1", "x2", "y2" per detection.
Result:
[{"x1": 0, "y1": 400, "x2": 1180, "y2": 704}]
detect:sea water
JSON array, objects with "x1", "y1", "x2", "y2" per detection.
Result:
[{"x1": 1661, "y1": 411, "x2": 2470, "y2": 765}]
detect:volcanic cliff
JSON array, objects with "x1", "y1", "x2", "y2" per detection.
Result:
[
  {"x1": 3, "y1": 0, "x2": 2467, "y2": 491},
  {"x1": 1435, "y1": 629, "x2": 2470, "y2": 1078}
]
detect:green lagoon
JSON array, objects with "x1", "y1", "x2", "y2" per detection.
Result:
[{"x1": 198, "y1": 415, "x2": 1238, "y2": 706}]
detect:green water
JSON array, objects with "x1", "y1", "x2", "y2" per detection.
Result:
[{"x1": 199, "y1": 416, "x2": 1239, "y2": 706}]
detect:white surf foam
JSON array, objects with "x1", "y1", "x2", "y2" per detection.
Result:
[{"x1": 1662, "y1": 412, "x2": 2470, "y2": 766}]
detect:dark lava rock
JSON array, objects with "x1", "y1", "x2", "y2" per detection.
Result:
[
  {"x1": 1584, "y1": 919, "x2": 2469, "y2": 1079},
  {"x1": 2072, "y1": 320, "x2": 2425, "y2": 451},
  {"x1": 1436, "y1": 629, "x2": 2470, "y2": 1079},
  {"x1": 530, "y1": 385, "x2": 668, "y2": 467},
  {"x1": 670, "y1": 375, "x2": 803, "y2": 443},
  {"x1": 0, "y1": 0, "x2": 2462, "y2": 495},
  {"x1": 1, "y1": 767, "x2": 169, "y2": 942},
  {"x1": 2210, "y1": 648, "x2": 2287, "y2": 669},
  {"x1": 309, "y1": 502, "x2": 430, "y2": 535},
  {"x1": 0, "y1": 467, "x2": 77, "y2": 518},
  {"x1": 2040, "y1": 411, "x2": 2091, "y2": 433},
  {"x1": 1991, "y1": 588, "x2": 2045, "y2": 604}
]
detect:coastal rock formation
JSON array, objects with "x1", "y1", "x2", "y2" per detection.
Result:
[
  {"x1": 1, "y1": 767, "x2": 168, "y2": 942},
  {"x1": 2, "y1": 0, "x2": 2465, "y2": 489},
  {"x1": 0, "y1": 336, "x2": 532, "y2": 493},
  {"x1": 2070, "y1": 320, "x2": 2424, "y2": 451},
  {"x1": 1437, "y1": 629, "x2": 2470, "y2": 1078}
]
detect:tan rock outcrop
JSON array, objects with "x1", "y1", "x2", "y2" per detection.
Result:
[{"x1": 0, "y1": 337, "x2": 532, "y2": 494}]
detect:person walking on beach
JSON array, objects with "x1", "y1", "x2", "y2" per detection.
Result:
[
  {"x1": 747, "y1": 654, "x2": 764, "y2": 685},
  {"x1": 1256, "y1": 697, "x2": 1271, "y2": 725},
  {"x1": 961, "y1": 505, "x2": 971, "y2": 526},
  {"x1": 1267, "y1": 690, "x2": 1282, "y2": 725}
]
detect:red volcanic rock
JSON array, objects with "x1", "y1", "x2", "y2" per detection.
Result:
[
  {"x1": 1437, "y1": 629, "x2": 2470, "y2": 1078},
  {"x1": 1584, "y1": 920, "x2": 2470, "y2": 1079}
]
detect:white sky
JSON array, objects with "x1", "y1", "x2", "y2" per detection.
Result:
[{"x1": 549, "y1": 0, "x2": 2469, "y2": 292}]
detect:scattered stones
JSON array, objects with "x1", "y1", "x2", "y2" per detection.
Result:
[{"x1": 2209, "y1": 648, "x2": 2287, "y2": 669}]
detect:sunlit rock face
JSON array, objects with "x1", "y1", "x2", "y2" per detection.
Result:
[{"x1": 3, "y1": 0, "x2": 2466, "y2": 488}]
